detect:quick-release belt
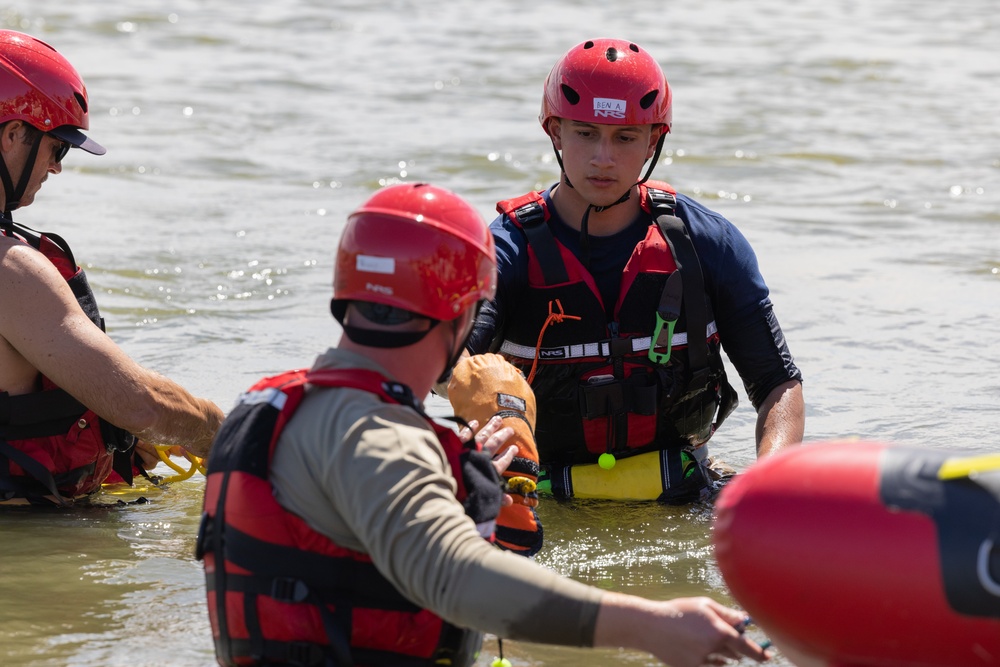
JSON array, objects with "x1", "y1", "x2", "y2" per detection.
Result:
[{"x1": 498, "y1": 321, "x2": 718, "y2": 361}]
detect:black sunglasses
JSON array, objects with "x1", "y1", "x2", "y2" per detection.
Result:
[
  {"x1": 52, "y1": 139, "x2": 71, "y2": 164},
  {"x1": 49, "y1": 134, "x2": 73, "y2": 164}
]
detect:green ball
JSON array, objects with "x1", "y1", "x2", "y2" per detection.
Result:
[
  {"x1": 598, "y1": 453, "x2": 616, "y2": 470},
  {"x1": 491, "y1": 659, "x2": 513, "y2": 667}
]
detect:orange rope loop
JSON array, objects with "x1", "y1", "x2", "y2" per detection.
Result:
[{"x1": 526, "y1": 299, "x2": 582, "y2": 384}]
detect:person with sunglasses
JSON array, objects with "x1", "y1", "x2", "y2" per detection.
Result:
[{"x1": 0, "y1": 29, "x2": 224, "y2": 506}]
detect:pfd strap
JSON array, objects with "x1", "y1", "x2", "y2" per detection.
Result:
[
  {"x1": 512, "y1": 202, "x2": 569, "y2": 285},
  {"x1": 0, "y1": 440, "x2": 72, "y2": 506},
  {"x1": 0, "y1": 389, "x2": 88, "y2": 439},
  {"x1": 0, "y1": 220, "x2": 77, "y2": 267},
  {"x1": 654, "y1": 211, "x2": 712, "y2": 389},
  {"x1": 499, "y1": 323, "x2": 718, "y2": 361},
  {"x1": 579, "y1": 378, "x2": 658, "y2": 419}
]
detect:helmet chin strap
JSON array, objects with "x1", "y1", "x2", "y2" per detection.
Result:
[
  {"x1": 436, "y1": 314, "x2": 476, "y2": 386},
  {"x1": 552, "y1": 131, "x2": 667, "y2": 270},
  {"x1": 0, "y1": 132, "x2": 44, "y2": 214}
]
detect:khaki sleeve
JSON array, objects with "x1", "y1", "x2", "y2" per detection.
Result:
[{"x1": 324, "y1": 405, "x2": 602, "y2": 645}]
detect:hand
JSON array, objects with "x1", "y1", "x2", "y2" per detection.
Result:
[
  {"x1": 459, "y1": 416, "x2": 516, "y2": 507},
  {"x1": 596, "y1": 593, "x2": 770, "y2": 667},
  {"x1": 651, "y1": 597, "x2": 770, "y2": 666},
  {"x1": 132, "y1": 440, "x2": 162, "y2": 470},
  {"x1": 135, "y1": 442, "x2": 202, "y2": 470}
]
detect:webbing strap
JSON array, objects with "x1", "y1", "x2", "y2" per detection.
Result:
[
  {"x1": 654, "y1": 208, "x2": 712, "y2": 389},
  {"x1": 0, "y1": 440, "x2": 71, "y2": 506},
  {"x1": 0, "y1": 220, "x2": 77, "y2": 267},
  {"x1": 498, "y1": 324, "x2": 717, "y2": 361},
  {"x1": 513, "y1": 202, "x2": 569, "y2": 285},
  {"x1": 221, "y1": 525, "x2": 414, "y2": 608},
  {"x1": 0, "y1": 389, "x2": 87, "y2": 438}
]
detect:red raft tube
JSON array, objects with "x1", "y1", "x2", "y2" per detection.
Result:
[{"x1": 713, "y1": 440, "x2": 1000, "y2": 667}]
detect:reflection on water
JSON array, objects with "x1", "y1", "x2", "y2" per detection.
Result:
[
  {"x1": 0, "y1": 484, "x2": 212, "y2": 666},
  {"x1": 2, "y1": 0, "x2": 998, "y2": 664}
]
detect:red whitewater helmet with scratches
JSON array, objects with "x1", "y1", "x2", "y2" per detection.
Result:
[
  {"x1": 540, "y1": 38, "x2": 672, "y2": 135},
  {"x1": 333, "y1": 183, "x2": 497, "y2": 322},
  {"x1": 0, "y1": 29, "x2": 105, "y2": 154}
]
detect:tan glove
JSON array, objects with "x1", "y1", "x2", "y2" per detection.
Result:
[{"x1": 448, "y1": 353, "x2": 543, "y2": 556}]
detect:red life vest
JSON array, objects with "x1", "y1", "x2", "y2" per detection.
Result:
[
  {"x1": 197, "y1": 367, "x2": 500, "y2": 667},
  {"x1": 0, "y1": 220, "x2": 136, "y2": 506},
  {"x1": 495, "y1": 182, "x2": 737, "y2": 472}
]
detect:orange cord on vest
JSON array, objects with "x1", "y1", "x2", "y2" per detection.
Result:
[{"x1": 526, "y1": 299, "x2": 582, "y2": 384}]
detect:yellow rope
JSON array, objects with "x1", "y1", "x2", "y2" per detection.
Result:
[{"x1": 153, "y1": 445, "x2": 207, "y2": 483}]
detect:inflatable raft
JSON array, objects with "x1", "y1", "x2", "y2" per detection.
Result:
[{"x1": 713, "y1": 440, "x2": 1000, "y2": 667}]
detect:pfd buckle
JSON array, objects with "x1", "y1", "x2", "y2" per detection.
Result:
[
  {"x1": 270, "y1": 577, "x2": 310, "y2": 603},
  {"x1": 649, "y1": 311, "x2": 676, "y2": 364},
  {"x1": 650, "y1": 271, "x2": 682, "y2": 365}
]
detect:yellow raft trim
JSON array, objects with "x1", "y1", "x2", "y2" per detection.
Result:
[{"x1": 937, "y1": 453, "x2": 1000, "y2": 481}]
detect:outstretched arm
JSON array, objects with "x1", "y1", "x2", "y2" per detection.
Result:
[{"x1": 0, "y1": 243, "x2": 223, "y2": 457}]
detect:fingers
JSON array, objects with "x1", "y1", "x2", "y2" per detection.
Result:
[
  {"x1": 491, "y1": 443, "x2": 517, "y2": 474},
  {"x1": 709, "y1": 600, "x2": 751, "y2": 627},
  {"x1": 476, "y1": 416, "x2": 514, "y2": 455},
  {"x1": 698, "y1": 601, "x2": 771, "y2": 664},
  {"x1": 728, "y1": 634, "x2": 770, "y2": 663},
  {"x1": 474, "y1": 415, "x2": 502, "y2": 446},
  {"x1": 458, "y1": 419, "x2": 480, "y2": 444},
  {"x1": 725, "y1": 613, "x2": 771, "y2": 663},
  {"x1": 133, "y1": 441, "x2": 161, "y2": 470}
]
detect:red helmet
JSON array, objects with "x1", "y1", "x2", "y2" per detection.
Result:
[
  {"x1": 540, "y1": 39, "x2": 671, "y2": 134},
  {"x1": 0, "y1": 30, "x2": 105, "y2": 154},
  {"x1": 333, "y1": 183, "x2": 497, "y2": 322}
]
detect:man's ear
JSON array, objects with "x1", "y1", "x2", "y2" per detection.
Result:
[
  {"x1": 546, "y1": 118, "x2": 563, "y2": 150},
  {"x1": 646, "y1": 124, "x2": 666, "y2": 160},
  {"x1": 0, "y1": 120, "x2": 24, "y2": 153}
]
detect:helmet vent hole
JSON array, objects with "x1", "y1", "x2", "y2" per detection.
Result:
[
  {"x1": 560, "y1": 84, "x2": 580, "y2": 106},
  {"x1": 639, "y1": 90, "x2": 659, "y2": 110},
  {"x1": 629, "y1": 43, "x2": 640, "y2": 53},
  {"x1": 74, "y1": 92, "x2": 88, "y2": 114},
  {"x1": 605, "y1": 47, "x2": 618, "y2": 62},
  {"x1": 583, "y1": 41, "x2": 594, "y2": 49}
]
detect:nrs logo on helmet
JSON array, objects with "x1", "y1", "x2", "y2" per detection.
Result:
[{"x1": 593, "y1": 98, "x2": 627, "y2": 119}]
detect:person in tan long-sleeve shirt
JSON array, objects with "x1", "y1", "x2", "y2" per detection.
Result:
[
  {"x1": 198, "y1": 183, "x2": 769, "y2": 667},
  {"x1": 0, "y1": 30, "x2": 222, "y2": 506}
]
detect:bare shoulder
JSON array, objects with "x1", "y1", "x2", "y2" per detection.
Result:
[
  {"x1": 0, "y1": 238, "x2": 98, "y2": 369},
  {"x1": 0, "y1": 240, "x2": 60, "y2": 391},
  {"x1": 0, "y1": 238, "x2": 75, "y2": 305},
  {"x1": 0, "y1": 237, "x2": 63, "y2": 285}
]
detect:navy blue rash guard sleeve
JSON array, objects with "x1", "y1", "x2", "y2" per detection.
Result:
[{"x1": 677, "y1": 195, "x2": 802, "y2": 409}]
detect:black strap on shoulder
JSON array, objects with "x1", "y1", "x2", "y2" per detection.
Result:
[
  {"x1": 512, "y1": 202, "x2": 569, "y2": 286},
  {"x1": 650, "y1": 192, "x2": 712, "y2": 391},
  {"x1": 0, "y1": 219, "x2": 78, "y2": 268}
]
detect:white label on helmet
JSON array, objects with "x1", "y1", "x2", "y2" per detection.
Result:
[
  {"x1": 594, "y1": 98, "x2": 627, "y2": 119},
  {"x1": 365, "y1": 283, "x2": 393, "y2": 295},
  {"x1": 356, "y1": 255, "x2": 395, "y2": 274}
]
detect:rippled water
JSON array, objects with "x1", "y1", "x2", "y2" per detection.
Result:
[{"x1": 2, "y1": 0, "x2": 998, "y2": 665}]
